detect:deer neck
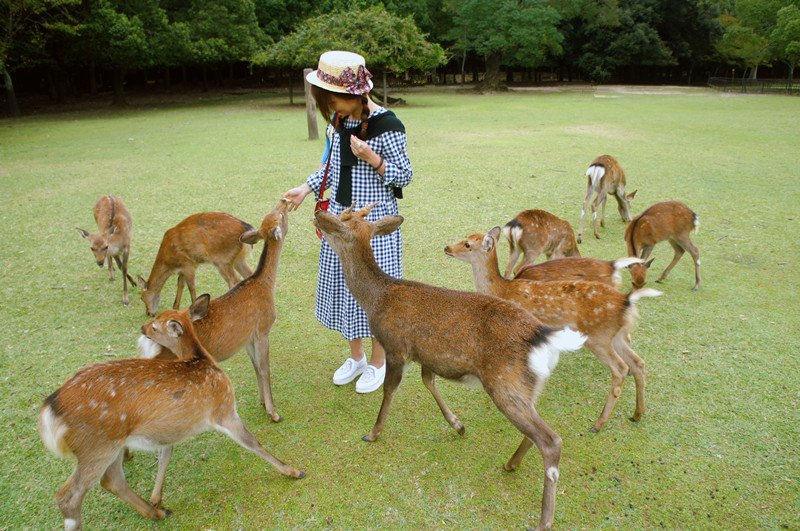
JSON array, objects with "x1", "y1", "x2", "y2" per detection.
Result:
[
  {"x1": 471, "y1": 249, "x2": 507, "y2": 297},
  {"x1": 336, "y1": 239, "x2": 391, "y2": 315},
  {"x1": 252, "y1": 238, "x2": 283, "y2": 282}
]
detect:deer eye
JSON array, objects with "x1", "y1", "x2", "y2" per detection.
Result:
[{"x1": 465, "y1": 242, "x2": 471, "y2": 249}]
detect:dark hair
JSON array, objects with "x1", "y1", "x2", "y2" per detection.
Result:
[{"x1": 311, "y1": 85, "x2": 370, "y2": 139}]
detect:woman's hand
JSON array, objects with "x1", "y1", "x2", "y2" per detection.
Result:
[
  {"x1": 350, "y1": 137, "x2": 383, "y2": 172},
  {"x1": 282, "y1": 183, "x2": 313, "y2": 212}
]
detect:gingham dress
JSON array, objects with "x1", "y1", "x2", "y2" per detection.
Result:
[{"x1": 306, "y1": 107, "x2": 413, "y2": 340}]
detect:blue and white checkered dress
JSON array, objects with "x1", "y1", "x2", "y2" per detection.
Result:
[{"x1": 306, "y1": 107, "x2": 413, "y2": 340}]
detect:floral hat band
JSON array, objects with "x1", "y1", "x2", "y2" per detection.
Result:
[
  {"x1": 317, "y1": 64, "x2": 372, "y2": 95},
  {"x1": 306, "y1": 50, "x2": 374, "y2": 95}
]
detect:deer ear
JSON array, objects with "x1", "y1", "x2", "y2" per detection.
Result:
[
  {"x1": 189, "y1": 294, "x2": 211, "y2": 321},
  {"x1": 645, "y1": 258, "x2": 655, "y2": 269},
  {"x1": 240, "y1": 229, "x2": 262, "y2": 245},
  {"x1": 166, "y1": 320, "x2": 185, "y2": 337},
  {"x1": 627, "y1": 189, "x2": 638, "y2": 201},
  {"x1": 482, "y1": 234, "x2": 495, "y2": 252},
  {"x1": 314, "y1": 210, "x2": 349, "y2": 238},
  {"x1": 270, "y1": 226, "x2": 283, "y2": 241},
  {"x1": 77, "y1": 228, "x2": 90, "y2": 239},
  {"x1": 372, "y1": 215, "x2": 403, "y2": 237},
  {"x1": 137, "y1": 275, "x2": 148, "y2": 290}
]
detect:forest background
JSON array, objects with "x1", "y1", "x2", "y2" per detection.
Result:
[{"x1": 3, "y1": 0, "x2": 800, "y2": 117}]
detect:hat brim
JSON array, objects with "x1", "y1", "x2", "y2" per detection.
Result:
[{"x1": 305, "y1": 69, "x2": 373, "y2": 95}]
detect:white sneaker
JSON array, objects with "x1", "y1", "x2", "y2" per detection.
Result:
[
  {"x1": 355, "y1": 364, "x2": 386, "y2": 394},
  {"x1": 333, "y1": 357, "x2": 367, "y2": 385}
]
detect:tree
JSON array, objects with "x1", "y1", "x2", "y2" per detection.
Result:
[
  {"x1": 1, "y1": 0, "x2": 77, "y2": 115},
  {"x1": 771, "y1": 4, "x2": 800, "y2": 80},
  {"x1": 255, "y1": 5, "x2": 445, "y2": 102},
  {"x1": 715, "y1": 13, "x2": 769, "y2": 78},
  {"x1": 448, "y1": 0, "x2": 563, "y2": 90}
]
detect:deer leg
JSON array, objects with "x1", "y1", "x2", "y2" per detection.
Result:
[
  {"x1": 183, "y1": 268, "x2": 197, "y2": 303},
  {"x1": 656, "y1": 240, "x2": 685, "y2": 284},
  {"x1": 590, "y1": 196, "x2": 603, "y2": 239},
  {"x1": 234, "y1": 256, "x2": 254, "y2": 279},
  {"x1": 363, "y1": 356, "x2": 406, "y2": 442},
  {"x1": 504, "y1": 241, "x2": 522, "y2": 278},
  {"x1": 114, "y1": 255, "x2": 130, "y2": 306},
  {"x1": 677, "y1": 236, "x2": 701, "y2": 290},
  {"x1": 489, "y1": 386, "x2": 562, "y2": 531},
  {"x1": 578, "y1": 186, "x2": 594, "y2": 244},
  {"x1": 173, "y1": 274, "x2": 185, "y2": 309},
  {"x1": 149, "y1": 445, "x2": 173, "y2": 509},
  {"x1": 215, "y1": 263, "x2": 241, "y2": 289},
  {"x1": 56, "y1": 447, "x2": 122, "y2": 531},
  {"x1": 515, "y1": 248, "x2": 542, "y2": 276},
  {"x1": 613, "y1": 333, "x2": 646, "y2": 422},
  {"x1": 585, "y1": 338, "x2": 629, "y2": 433},
  {"x1": 420, "y1": 367, "x2": 464, "y2": 435},
  {"x1": 246, "y1": 338, "x2": 282, "y2": 422},
  {"x1": 100, "y1": 448, "x2": 167, "y2": 520},
  {"x1": 599, "y1": 194, "x2": 608, "y2": 228},
  {"x1": 214, "y1": 412, "x2": 305, "y2": 479},
  {"x1": 106, "y1": 254, "x2": 115, "y2": 282}
]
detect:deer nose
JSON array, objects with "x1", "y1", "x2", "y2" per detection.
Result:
[{"x1": 97, "y1": 261, "x2": 104, "y2": 267}]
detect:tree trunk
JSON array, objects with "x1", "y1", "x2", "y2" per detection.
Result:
[
  {"x1": 749, "y1": 64, "x2": 759, "y2": 80},
  {"x1": 3, "y1": 68, "x2": 20, "y2": 117},
  {"x1": 303, "y1": 67, "x2": 318, "y2": 141},
  {"x1": 289, "y1": 69, "x2": 294, "y2": 105},
  {"x1": 479, "y1": 52, "x2": 506, "y2": 91},
  {"x1": 112, "y1": 65, "x2": 127, "y2": 106},
  {"x1": 164, "y1": 66, "x2": 172, "y2": 92},
  {"x1": 382, "y1": 71, "x2": 388, "y2": 107}
]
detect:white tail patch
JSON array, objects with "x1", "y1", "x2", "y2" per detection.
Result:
[
  {"x1": 39, "y1": 406, "x2": 70, "y2": 458},
  {"x1": 137, "y1": 334, "x2": 163, "y2": 359},
  {"x1": 64, "y1": 518, "x2": 79, "y2": 531},
  {"x1": 628, "y1": 288, "x2": 662, "y2": 304},
  {"x1": 586, "y1": 165, "x2": 605, "y2": 187},
  {"x1": 547, "y1": 466, "x2": 560, "y2": 483},
  {"x1": 527, "y1": 327, "x2": 586, "y2": 379},
  {"x1": 693, "y1": 215, "x2": 700, "y2": 234},
  {"x1": 504, "y1": 225, "x2": 523, "y2": 248}
]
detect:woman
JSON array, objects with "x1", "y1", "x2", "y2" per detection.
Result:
[{"x1": 283, "y1": 51, "x2": 413, "y2": 393}]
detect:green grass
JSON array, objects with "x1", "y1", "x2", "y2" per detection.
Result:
[{"x1": 1, "y1": 86, "x2": 799, "y2": 530}]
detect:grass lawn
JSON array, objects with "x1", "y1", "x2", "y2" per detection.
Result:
[{"x1": 1, "y1": 85, "x2": 798, "y2": 530}]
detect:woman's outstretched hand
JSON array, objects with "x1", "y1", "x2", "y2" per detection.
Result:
[{"x1": 283, "y1": 183, "x2": 313, "y2": 212}]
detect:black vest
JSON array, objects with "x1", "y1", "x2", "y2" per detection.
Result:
[{"x1": 335, "y1": 110, "x2": 406, "y2": 206}]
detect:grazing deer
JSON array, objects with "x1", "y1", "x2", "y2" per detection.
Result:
[
  {"x1": 314, "y1": 203, "x2": 586, "y2": 531},
  {"x1": 445, "y1": 227, "x2": 661, "y2": 433},
  {"x1": 38, "y1": 299, "x2": 305, "y2": 531},
  {"x1": 515, "y1": 256, "x2": 644, "y2": 290},
  {"x1": 77, "y1": 195, "x2": 135, "y2": 306},
  {"x1": 625, "y1": 201, "x2": 701, "y2": 291},
  {"x1": 503, "y1": 209, "x2": 581, "y2": 278},
  {"x1": 578, "y1": 155, "x2": 637, "y2": 243},
  {"x1": 137, "y1": 212, "x2": 255, "y2": 316},
  {"x1": 138, "y1": 198, "x2": 290, "y2": 422}
]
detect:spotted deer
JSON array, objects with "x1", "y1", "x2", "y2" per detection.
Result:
[
  {"x1": 137, "y1": 212, "x2": 255, "y2": 315},
  {"x1": 625, "y1": 200, "x2": 701, "y2": 291},
  {"x1": 502, "y1": 209, "x2": 581, "y2": 278},
  {"x1": 38, "y1": 299, "x2": 305, "y2": 531},
  {"x1": 77, "y1": 195, "x2": 135, "y2": 305},
  {"x1": 514, "y1": 256, "x2": 644, "y2": 289},
  {"x1": 138, "y1": 199, "x2": 290, "y2": 421},
  {"x1": 578, "y1": 155, "x2": 637, "y2": 243},
  {"x1": 445, "y1": 227, "x2": 661, "y2": 433},
  {"x1": 314, "y1": 203, "x2": 586, "y2": 531}
]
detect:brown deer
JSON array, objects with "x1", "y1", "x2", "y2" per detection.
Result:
[
  {"x1": 37, "y1": 299, "x2": 305, "y2": 531},
  {"x1": 314, "y1": 203, "x2": 586, "y2": 531},
  {"x1": 578, "y1": 155, "x2": 637, "y2": 243},
  {"x1": 515, "y1": 256, "x2": 644, "y2": 290},
  {"x1": 445, "y1": 227, "x2": 661, "y2": 433},
  {"x1": 625, "y1": 201, "x2": 701, "y2": 291},
  {"x1": 137, "y1": 212, "x2": 255, "y2": 316},
  {"x1": 502, "y1": 209, "x2": 581, "y2": 278},
  {"x1": 77, "y1": 195, "x2": 135, "y2": 306},
  {"x1": 138, "y1": 198, "x2": 290, "y2": 422}
]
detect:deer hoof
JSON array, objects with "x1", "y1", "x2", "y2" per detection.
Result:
[
  {"x1": 456, "y1": 423, "x2": 465, "y2": 436},
  {"x1": 589, "y1": 426, "x2": 599, "y2": 434},
  {"x1": 297, "y1": 471, "x2": 306, "y2": 479}
]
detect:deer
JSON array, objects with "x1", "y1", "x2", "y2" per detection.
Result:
[
  {"x1": 77, "y1": 195, "x2": 136, "y2": 306},
  {"x1": 502, "y1": 209, "x2": 581, "y2": 278},
  {"x1": 138, "y1": 198, "x2": 290, "y2": 422},
  {"x1": 625, "y1": 200, "x2": 701, "y2": 291},
  {"x1": 37, "y1": 299, "x2": 305, "y2": 531},
  {"x1": 313, "y1": 203, "x2": 586, "y2": 531},
  {"x1": 578, "y1": 155, "x2": 637, "y2": 243},
  {"x1": 137, "y1": 212, "x2": 255, "y2": 316},
  {"x1": 445, "y1": 227, "x2": 662, "y2": 434},
  {"x1": 514, "y1": 256, "x2": 644, "y2": 290}
]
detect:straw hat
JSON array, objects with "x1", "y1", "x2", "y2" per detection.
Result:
[{"x1": 306, "y1": 51, "x2": 373, "y2": 95}]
